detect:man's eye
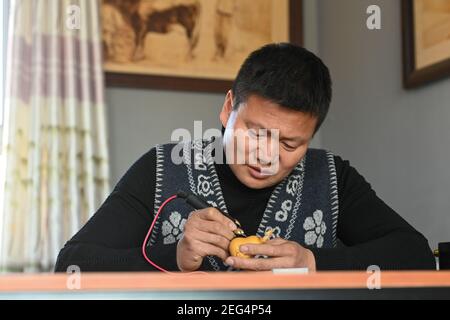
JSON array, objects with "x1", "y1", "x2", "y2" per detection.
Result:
[{"x1": 282, "y1": 143, "x2": 295, "y2": 150}]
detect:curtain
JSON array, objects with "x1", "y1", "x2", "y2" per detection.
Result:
[{"x1": 0, "y1": 0, "x2": 110, "y2": 272}]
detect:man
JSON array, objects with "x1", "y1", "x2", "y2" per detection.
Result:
[{"x1": 55, "y1": 43, "x2": 435, "y2": 272}]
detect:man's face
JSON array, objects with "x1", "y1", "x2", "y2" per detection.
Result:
[{"x1": 219, "y1": 91, "x2": 318, "y2": 189}]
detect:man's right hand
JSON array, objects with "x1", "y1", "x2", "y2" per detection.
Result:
[{"x1": 176, "y1": 207, "x2": 237, "y2": 272}]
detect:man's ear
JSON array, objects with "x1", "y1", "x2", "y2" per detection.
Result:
[{"x1": 219, "y1": 90, "x2": 234, "y2": 128}]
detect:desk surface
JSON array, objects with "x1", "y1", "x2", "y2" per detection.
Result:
[{"x1": 1, "y1": 271, "x2": 450, "y2": 299}]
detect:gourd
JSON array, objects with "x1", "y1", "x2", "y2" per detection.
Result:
[{"x1": 228, "y1": 229, "x2": 273, "y2": 258}]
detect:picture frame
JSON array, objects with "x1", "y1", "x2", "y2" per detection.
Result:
[
  {"x1": 101, "y1": 0, "x2": 303, "y2": 93},
  {"x1": 402, "y1": 0, "x2": 450, "y2": 89}
]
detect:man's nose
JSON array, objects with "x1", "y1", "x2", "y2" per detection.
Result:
[{"x1": 257, "y1": 140, "x2": 277, "y2": 166}]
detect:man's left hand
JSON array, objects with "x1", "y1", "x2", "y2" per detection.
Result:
[{"x1": 224, "y1": 237, "x2": 316, "y2": 271}]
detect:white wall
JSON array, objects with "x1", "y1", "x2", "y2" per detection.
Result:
[
  {"x1": 317, "y1": 0, "x2": 450, "y2": 248},
  {"x1": 106, "y1": 89, "x2": 224, "y2": 185}
]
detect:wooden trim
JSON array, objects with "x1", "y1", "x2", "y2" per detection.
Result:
[
  {"x1": 105, "y1": 72, "x2": 233, "y2": 93},
  {"x1": 401, "y1": 0, "x2": 450, "y2": 89},
  {"x1": 1, "y1": 271, "x2": 449, "y2": 292},
  {"x1": 105, "y1": 0, "x2": 304, "y2": 93}
]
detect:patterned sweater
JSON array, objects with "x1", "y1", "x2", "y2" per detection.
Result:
[{"x1": 55, "y1": 143, "x2": 436, "y2": 272}]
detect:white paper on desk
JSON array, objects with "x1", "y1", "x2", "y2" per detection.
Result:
[{"x1": 272, "y1": 268, "x2": 309, "y2": 274}]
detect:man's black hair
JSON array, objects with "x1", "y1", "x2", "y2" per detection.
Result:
[{"x1": 231, "y1": 43, "x2": 332, "y2": 132}]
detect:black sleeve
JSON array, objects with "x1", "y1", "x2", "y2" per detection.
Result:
[
  {"x1": 310, "y1": 156, "x2": 436, "y2": 271},
  {"x1": 54, "y1": 148, "x2": 179, "y2": 272}
]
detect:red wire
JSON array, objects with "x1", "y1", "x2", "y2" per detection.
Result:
[
  {"x1": 142, "y1": 194, "x2": 207, "y2": 275},
  {"x1": 142, "y1": 194, "x2": 178, "y2": 273}
]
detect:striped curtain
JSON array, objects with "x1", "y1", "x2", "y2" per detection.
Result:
[{"x1": 0, "y1": 0, "x2": 110, "y2": 272}]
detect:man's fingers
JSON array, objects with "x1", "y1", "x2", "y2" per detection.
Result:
[
  {"x1": 193, "y1": 229, "x2": 230, "y2": 251},
  {"x1": 239, "y1": 243, "x2": 292, "y2": 257},
  {"x1": 197, "y1": 242, "x2": 229, "y2": 262},
  {"x1": 195, "y1": 208, "x2": 237, "y2": 231},
  {"x1": 196, "y1": 219, "x2": 235, "y2": 241},
  {"x1": 226, "y1": 256, "x2": 287, "y2": 271},
  {"x1": 265, "y1": 237, "x2": 286, "y2": 245}
]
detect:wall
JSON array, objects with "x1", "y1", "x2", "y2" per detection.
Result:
[
  {"x1": 106, "y1": 89, "x2": 224, "y2": 185},
  {"x1": 318, "y1": 0, "x2": 450, "y2": 248}
]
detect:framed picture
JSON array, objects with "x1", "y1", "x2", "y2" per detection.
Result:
[
  {"x1": 101, "y1": 0, "x2": 303, "y2": 92},
  {"x1": 402, "y1": 0, "x2": 450, "y2": 89}
]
